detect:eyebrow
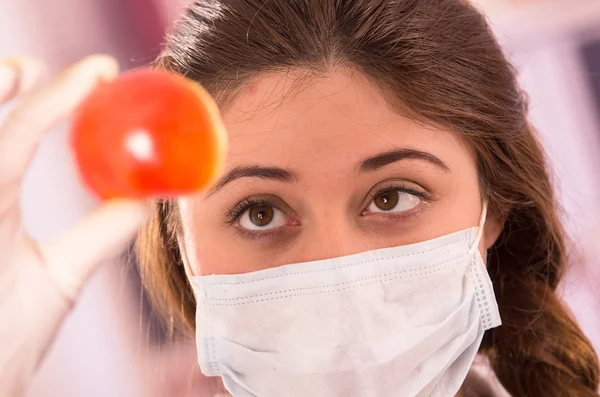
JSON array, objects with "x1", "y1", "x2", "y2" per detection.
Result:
[
  {"x1": 206, "y1": 164, "x2": 297, "y2": 197},
  {"x1": 206, "y1": 148, "x2": 448, "y2": 197},
  {"x1": 359, "y1": 148, "x2": 450, "y2": 173}
]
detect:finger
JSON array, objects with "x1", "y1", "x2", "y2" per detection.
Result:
[
  {"x1": 0, "y1": 57, "x2": 46, "y2": 103},
  {"x1": 40, "y1": 199, "x2": 150, "y2": 301},
  {"x1": 0, "y1": 55, "x2": 119, "y2": 187}
]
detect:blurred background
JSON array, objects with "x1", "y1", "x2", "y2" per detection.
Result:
[{"x1": 2, "y1": 0, "x2": 600, "y2": 396}]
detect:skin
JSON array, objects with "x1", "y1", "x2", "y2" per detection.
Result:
[{"x1": 179, "y1": 67, "x2": 503, "y2": 396}]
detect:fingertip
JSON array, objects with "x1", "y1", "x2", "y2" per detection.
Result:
[
  {"x1": 99, "y1": 198, "x2": 153, "y2": 226},
  {"x1": 40, "y1": 198, "x2": 153, "y2": 300},
  {"x1": 13, "y1": 57, "x2": 47, "y2": 92},
  {"x1": 73, "y1": 54, "x2": 120, "y2": 81},
  {"x1": 0, "y1": 63, "x2": 16, "y2": 99},
  {"x1": 0, "y1": 57, "x2": 46, "y2": 101}
]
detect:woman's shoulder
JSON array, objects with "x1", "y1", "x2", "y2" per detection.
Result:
[{"x1": 463, "y1": 355, "x2": 512, "y2": 397}]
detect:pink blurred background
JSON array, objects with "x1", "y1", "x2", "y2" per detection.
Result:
[{"x1": 1, "y1": 0, "x2": 600, "y2": 396}]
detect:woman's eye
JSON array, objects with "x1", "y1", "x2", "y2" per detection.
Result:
[
  {"x1": 238, "y1": 205, "x2": 287, "y2": 230},
  {"x1": 367, "y1": 190, "x2": 421, "y2": 213}
]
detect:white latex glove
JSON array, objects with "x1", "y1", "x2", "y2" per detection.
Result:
[{"x1": 0, "y1": 55, "x2": 150, "y2": 397}]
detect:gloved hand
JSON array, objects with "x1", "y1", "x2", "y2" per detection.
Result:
[{"x1": 0, "y1": 55, "x2": 150, "y2": 397}]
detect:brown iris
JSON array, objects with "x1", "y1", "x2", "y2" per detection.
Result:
[
  {"x1": 373, "y1": 190, "x2": 399, "y2": 211},
  {"x1": 249, "y1": 205, "x2": 274, "y2": 226}
]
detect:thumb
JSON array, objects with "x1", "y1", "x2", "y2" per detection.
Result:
[{"x1": 40, "y1": 199, "x2": 150, "y2": 301}]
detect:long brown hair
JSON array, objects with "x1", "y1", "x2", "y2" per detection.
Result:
[{"x1": 136, "y1": 0, "x2": 600, "y2": 395}]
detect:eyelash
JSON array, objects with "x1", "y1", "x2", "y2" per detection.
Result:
[
  {"x1": 369, "y1": 183, "x2": 432, "y2": 204},
  {"x1": 224, "y1": 183, "x2": 432, "y2": 226},
  {"x1": 225, "y1": 197, "x2": 276, "y2": 225}
]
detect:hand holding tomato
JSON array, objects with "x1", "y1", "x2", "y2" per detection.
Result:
[{"x1": 0, "y1": 55, "x2": 226, "y2": 397}]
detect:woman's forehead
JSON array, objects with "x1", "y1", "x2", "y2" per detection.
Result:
[{"x1": 220, "y1": 68, "x2": 469, "y2": 174}]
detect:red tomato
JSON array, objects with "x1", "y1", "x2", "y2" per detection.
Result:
[{"x1": 70, "y1": 68, "x2": 227, "y2": 200}]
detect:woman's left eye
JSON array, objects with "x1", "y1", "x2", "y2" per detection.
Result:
[
  {"x1": 366, "y1": 189, "x2": 421, "y2": 213},
  {"x1": 238, "y1": 205, "x2": 287, "y2": 230}
]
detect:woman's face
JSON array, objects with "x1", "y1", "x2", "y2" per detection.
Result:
[{"x1": 179, "y1": 68, "x2": 501, "y2": 276}]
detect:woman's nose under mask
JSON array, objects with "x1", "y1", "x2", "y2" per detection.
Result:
[{"x1": 191, "y1": 203, "x2": 501, "y2": 397}]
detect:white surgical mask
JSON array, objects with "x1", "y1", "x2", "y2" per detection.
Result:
[{"x1": 191, "y1": 204, "x2": 501, "y2": 397}]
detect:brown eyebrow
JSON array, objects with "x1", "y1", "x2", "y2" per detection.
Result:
[
  {"x1": 359, "y1": 148, "x2": 450, "y2": 173},
  {"x1": 206, "y1": 165, "x2": 297, "y2": 197},
  {"x1": 206, "y1": 149, "x2": 446, "y2": 197}
]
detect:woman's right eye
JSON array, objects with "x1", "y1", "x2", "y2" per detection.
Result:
[{"x1": 238, "y1": 205, "x2": 287, "y2": 230}]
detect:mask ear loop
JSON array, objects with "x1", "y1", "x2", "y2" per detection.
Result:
[
  {"x1": 469, "y1": 202, "x2": 488, "y2": 256},
  {"x1": 467, "y1": 201, "x2": 502, "y2": 329}
]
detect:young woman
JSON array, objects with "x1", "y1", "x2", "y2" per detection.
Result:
[{"x1": 1, "y1": 0, "x2": 599, "y2": 396}]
